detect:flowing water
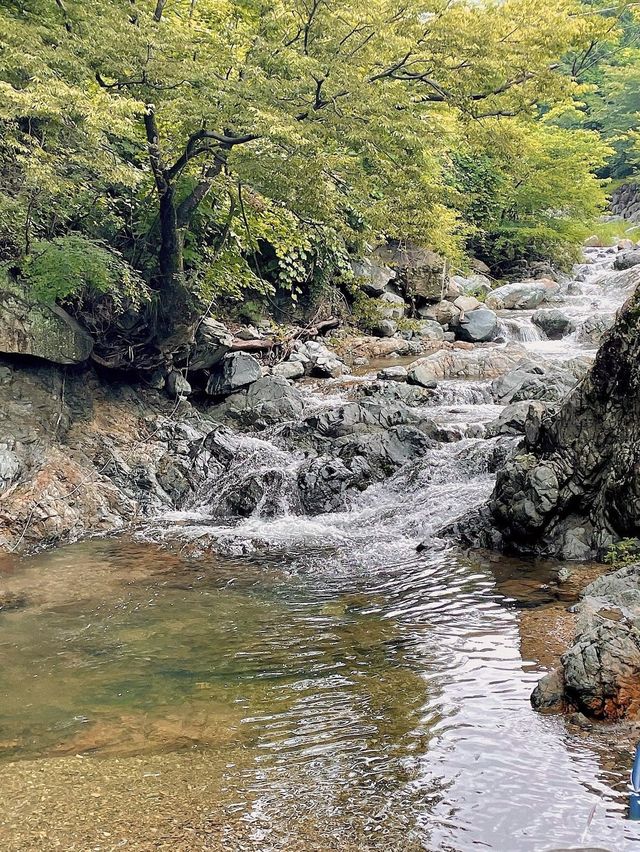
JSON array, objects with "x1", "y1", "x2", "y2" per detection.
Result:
[{"x1": 1, "y1": 248, "x2": 639, "y2": 851}]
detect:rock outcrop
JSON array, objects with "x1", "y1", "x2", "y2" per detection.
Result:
[
  {"x1": 489, "y1": 275, "x2": 640, "y2": 559},
  {"x1": 532, "y1": 563, "x2": 640, "y2": 720},
  {"x1": 0, "y1": 287, "x2": 93, "y2": 364}
]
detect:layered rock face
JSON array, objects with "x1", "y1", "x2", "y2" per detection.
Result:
[{"x1": 490, "y1": 273, "x2": 640, "y2": 559}]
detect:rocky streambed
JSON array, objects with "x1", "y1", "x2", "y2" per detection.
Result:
[{"x1": 2, "y1": 245, "x2": 640, "y2": 849}]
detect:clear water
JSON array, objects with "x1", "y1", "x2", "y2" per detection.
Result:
[{"x1": 0, "y1": 247, "x2": 638, "y2": 851}]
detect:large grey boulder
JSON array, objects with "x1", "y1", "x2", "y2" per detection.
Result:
[
  {"x1": 379, "y1": 291, "x2": 406, "y2": 320},
  {"x1": 416, "y1": 320, "x2": 444, "y2": 341},
  {"x1": 450, "y1": 273, "x2": 493, "y2": 299},
  {"x1": 211, "y1": 375, "x2": 304, "y2": 426},
  {"x1": 491, "y1": 358, "x2": 589, "y2": 404},
  {"x1": 408, "y1": 348, "x2": 520, "y2": 385},
  {"x1": 532, "y1": 309, "x2": 575, "y2": 339},
  {"x1": 297, "y1": 456, "x2": 356, "y2": 514},
  {"x1": 0, "y1": 288, "x2": 93, "y2": 364},
  {"x1": 486, "y1": 400, "x2": 548, "y2": 437},
  {"x1": 456, "y1": 307, "x2": 498, "y2": 343},
  {"x1": 206, "y1": 352, "x2": 261, "y2": 396},
  {"x1": 188, "y1": 318, "x2": 233, "y2": 370},
  {"x1": 421, "y1": 299, "x2": 461, "y2": 326},
  {"x1": 486, "y1": 281, "x2": 548, "y2": 311},
  {"x1": 272, "y1": 360, "x2": 305, "y2": 380},
  {"x1": 351, "y1": 258, "x2": 396, "y2": 296},
  {"x1": 613, "y1": 249, "x2": 640, "y2": 271}
]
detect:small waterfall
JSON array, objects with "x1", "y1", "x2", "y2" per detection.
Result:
[{"x1": 497, "y1": 316, "x2": 543, "y2": 343}]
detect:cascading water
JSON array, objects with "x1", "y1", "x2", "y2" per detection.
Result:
[{"x1": 1, "y1": 245, "x2": 639, "y2": 851}]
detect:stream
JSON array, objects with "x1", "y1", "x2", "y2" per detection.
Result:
[{"x1": 1, "y1": 248, "x2": 639, "y2": 851}]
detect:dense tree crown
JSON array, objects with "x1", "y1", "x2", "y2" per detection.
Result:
[{"x1": 0, "y1": 0, "x2": 638, "y2": 358}]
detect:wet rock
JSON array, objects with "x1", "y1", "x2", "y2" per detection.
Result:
[
  {"x1": 351, "y1": 257, "x2": 396, "y2": 296},
  {"x1": 531, "y1": 309, "x2": 575, "y2": 339},
  {"x1": 0, "y1": 591, "x2": 29, "y2": 612},
  {"x1": 165, "y1": 371, "x2": 191, "y2": 398},
  {"x1": 575, "y1": 313, "x2": 614, "y2": 346},
  {"x1": 307, "y1": 400, "x2": 430, "y2": 439},
  {"x1": 456, "y1": 307, "x2": 498, "y2": 343},
  {"x1": 211, "y1": 376, "x2": 304, "y2": 427},
  {"x1": 486, "y1": 281, "x2": 548, "y2": 311},
  {"x1": 206, "y1": 352, "x2": 261, "y2": 396},
  {"x1": 187, "y1": 318, "x2": 233, "y2": 370},
  {"x1": 0, "y1": 287, "x2": 93, "y2": 364},
  {"x1": 297, "y1": 456, "x2": 358, "y2": 514},
  {"x1": 492, "y1": 358, "x2": 589, "y2": 404},
  {"x1": 486, "y1": 400, "x2": 548, "y2": 437},
  {"x1": 272, "y1": 360, "x2": 305, "y2": 380},
  {"x1": 613, "y1": 249, "x2": 640, "y2": 271},
  {"x1": 377, "y1": 366, "x2": 408, "y2": 382},
  {"x1": 408, "y1": 348, "x2": 520, "y2": 385},
  {"x1": 531, "y1": 668, "x2": 566, "y2": 713},
  {"x1": 336, "y1": 425, "x2": 434, "y2": 477},
  {"x1": 450, "y1": 274, "x2": 493, "y2": 299}
]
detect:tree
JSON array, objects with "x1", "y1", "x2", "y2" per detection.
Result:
[{"x1": 0, "y1": 0, "x2": 624, "y2": 362}]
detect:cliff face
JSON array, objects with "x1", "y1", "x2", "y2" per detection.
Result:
[{"x1": 490, "y1": 275, "x2": 640, "y2": 559}]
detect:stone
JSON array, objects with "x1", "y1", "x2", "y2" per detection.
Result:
[
  {"x1": 455, "y1": 307, "x2": 498, "y2": 343},
  {"x1": 0, "y1": 288, "x2": 93, "y2": 364},
  {"x1": 272, "y1": 361, "x2": 305, "y2": 380},
  {"x1": 408, "y1": 348, "x2": 520, "y2": 385},
  {"x1": 486, "y1": 281, "x2": 548, "y2": 311},
  {"x1": 235, "y1": 325, "x2": 263, "y2": 341},
  {"x1": 486, "y1": 400, "x2": 548, "y2": 437},
  {"x1": 0, "y1": 591, "x2": 28, "y2": 612},
  {"x1": 377, "y1": 366, "x2": 408, "y2": 382},
  {"x1": 297, "y1": 456, "x2": 354, "y2": 514},
  {"x1": 188, "y1": 318, "x2": 233, "y2": 370},
  {"x1": 531, "y1": 309, "x2": 575, "y2": 339},
  {"x1": 451, "y1": 274, "x2": 493, "y2": 299},
  {"x1": 351, "y1": 258, "x2": 396, "y2": 296},
  {"x1": 206, "y1": 352, "x2": 261, "y2": 396},
  {"x1": 491, "y1": 357, "x2": 589, "y2": 404},
  {"x1": 311, "y1": 354, "x2": 345, "y2": 378},
  {"x1": 165, "y1": 371, "x2": 192, "y2": 398},
  {"x1": 613, "y1": 249, "x2": 640, "y2": 271},
  {"x1": 416, "y1": 320, "x2": 444, "y2": 341},
  {"x1": 373, "y1": 241, "x2": 445, "y2": 303},
  {"x1": 453, "y1": 295, "x2": 482, "y2": 313},
  {"x1": 421, "y1": 300, "x2": 461, "y2": 326},
  {"x1": 575, "y1": 313, "x2": 614, "y2": 346},
  {"x1": 375, "y1": 319, "x2": 398, "y2": 338},
  {"x1": 379, "y1": 291, "x2": 406, "y2": 320},
  {"x1": 0, "y1": 445, "x2": 21, "y2": 492},
  {"x1": 617, "y1": 239, "x2": 635, "y2": 251},
  {"x1": 584, "y1": 235, "x2": 603, "y2": 248}
]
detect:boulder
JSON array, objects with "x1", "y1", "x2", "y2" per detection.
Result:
[
  {"x1": 613, "y1": 249, "x2": 640, "y2": 271},
  {"x1": 379, "y1": 291, "x2": 406, "y2": 320},
  {"x1": 210, "y1": 375, "x2": 304, "y2": 426},
  {"x1": 492, "y1": 358, "x2": 590, "y2": 404},
  {"x1": 165, "y1": 370, "x2": 191, "y2": 398},
  {"x1": 0, "y1": 444, "x2": 21, "y2": 493},
  {"x1": 486, "y1": 400, "x2": 548, "y2": 437},
  {"x1": 456, "y1": 307, "x2": 498, "y2": 343},
  {"x1": 235, "y1": 325, "x2": 263, "y2": 341},
  {"x1": 188, "y1": 318, "x2": 233, "y2": 370},
  {"x1": 575, "y1": 313, "x2": 614, "y2": 346},
  {"x1": 0, "y1": 288, "x2": 93, "y2": 365},
  {"x1": 272, "y1": 361, "x2": 305, "y2": 380},
  {"x1": 377, "y1": 366, "x2": 408, "y2": 382},
  {"x1": 297, "y1": 456, "x2": 355, "y2": 514},
  {"x1": 421, "y1": 300, "x2": 461, "y2": 326},
  {"x1": 531, "y1": 309, "x2": 575, "y2": 339},
  {"x1": 375, "y1": 319, "x2": 398, "y2": 338},
  {"x1": 416, "y1": 320, "x2": 444, "y2": 341},
  {"x1": 583, "y1": 235, "x2": 604, "y2": 248},
  {"x1": 373, "y1": 242, "x2": 445, "y2": 303},
  {"x1": 351, "y1": 258, "x2": 396, "y2": 296},
  {"x1": 408, "y1": 348, "x2": 520, "y2": 385},
  {"x1": 617, "y1": 239, "x2": 635, "y2": 251},
  {"x1": 486, "y1": 281, "x2": 547, "y2": 311},
  {"x1": 206, "y1": 352, "x2": 261, "y2": 396},
  {"x1": 453, "y1": 295, "x2": 482, "y2": 313},
  {"x1": 451, "y1": 274, "x2": 493, "y2": 299}
]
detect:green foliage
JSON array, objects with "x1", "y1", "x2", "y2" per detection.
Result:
[
  {"x1": 604, "y1": 538, "x2": 640, "y2": 566},
  {"x1": 22, "y1": 235, "x2": 148, "y2": 309},
  {"x1": 0, "y1": 0, "x2": 635, "y2": 336}
]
